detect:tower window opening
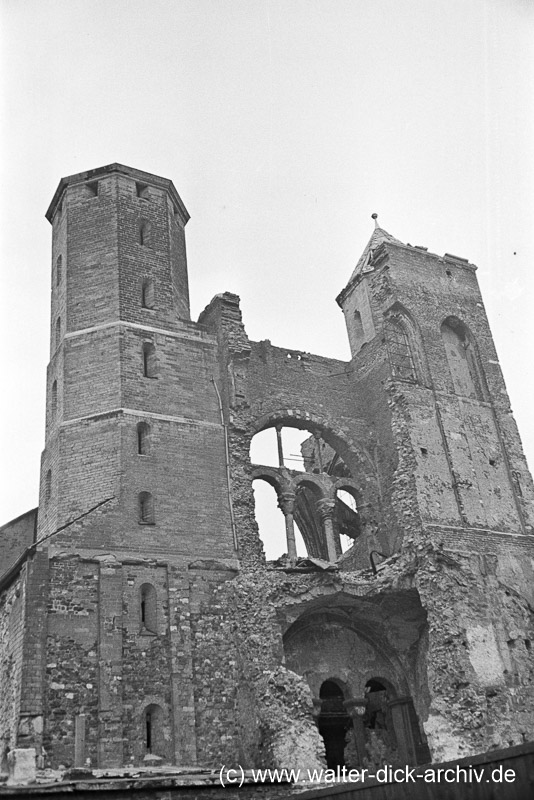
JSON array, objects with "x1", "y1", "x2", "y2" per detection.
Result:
[
  {"x1": 141, "y1": 279, "x2": 155, "y2": 309},
  {"x1": 55, "y1": 317, "x2": 61, "y2": 349},
  {"x1": 353, "y1": 309, "x2": 364, "y2": 340},
  {"x1": 441, "y1": 319, "x2": 484, "y2": 400},
  {"x1": 143, "y1": 704, "x2": 163, "y2": 755},
  {"x1": 139, "y1": 220, "x2": 152, "y2": 246},
  {"x1": 136, "y1": 182, "x2": 150, "y2": 199},
  {"x1": 45, "y1": 469, "x2": 52, "y2": 502},
  {"x1": 51, "y1": 380, "x2": 58, "y2": 419},
  {"x1": 137, "y1": 422, "x2": 150, "y2": 455},
  {"x1": 384, "y1": 318, "x2": 417, "y2": 382},
  {"x1": 142, "y1": 343, "x2": 157, "y2": 378},
  {"x1": 139, "y1": 492, "x2": 155, "y2": 524},
  {"x1": 146, "y1": 710, "x2": 152, "y2": 751},
  {"x1": 140, "y1": 583, "x2": 157, "y2": 633},
  {"x1": 56, "y1": 255, "x2": 62, "y2": 286},
  {"x1": 86, "y1": 180, "x2": 99, "y2": 197}
]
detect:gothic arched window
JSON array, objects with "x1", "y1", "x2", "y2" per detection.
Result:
[
  {"x1": 384, "y1": 317, "x2": 417, "y2": 382},
  {"x1": 441, "y1": 318, "x2": 484, "y2": 400}
]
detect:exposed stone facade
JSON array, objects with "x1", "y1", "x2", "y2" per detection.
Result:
[{"x1": 1, "y1": 164, "x2": 533, "y2": 776}]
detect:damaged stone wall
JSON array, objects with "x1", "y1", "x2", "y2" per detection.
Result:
[
  {"x1": 196, "y1": 236, "x2": 534, "y2": 768},
  {"x1": 44, "y1": 556, "x2": 99, "y2": 768},
  {"x1": 199, "y1": 293, "x2": 396, "y2": 568},
  {"x1": 5, "y1": 167, "x2": 534, "y2": 778},
  {"x1": 403, "y1": 535, "x2": 534, "y2": 762},
  {"x1": 0, "y1": 572, "x2": 26, "y2": 769},
  {"x1": 190, "y1": 570, "x2": 325, "y2": 770}
]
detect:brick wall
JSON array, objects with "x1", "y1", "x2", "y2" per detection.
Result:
[{"x1": 0, "y1": 510, "x2": 36, "y2": 578}]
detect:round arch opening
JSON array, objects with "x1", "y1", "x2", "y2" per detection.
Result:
[
  {"x1": 317, "y1": 679, "x2": 352, "y2": 770},
  {"x1": 249, "y1": 420, "x2": 362, "y2": 563}
]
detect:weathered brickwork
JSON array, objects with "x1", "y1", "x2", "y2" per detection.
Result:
[
  {"x1": 0, "y1": 572, "x2": 25, "y2": 768},
  {"x1": 1, "y1": 165, "x2": 533, "y2": 779},
  {"x1": 0, "y1": 511, "x2": 36, "y2": 576}
]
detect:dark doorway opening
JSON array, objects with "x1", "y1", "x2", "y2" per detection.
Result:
[
  {"x1": 317, "y1": 680, "x2": 352, "y2": 769},
  {"x1": 364, "y1": 679, "x2": 389, "y2": 730}
]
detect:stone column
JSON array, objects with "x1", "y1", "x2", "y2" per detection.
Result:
[
  {"x1": 275, "y1": 424, "x2": 284, "y2": 468},
  {"x1": 317, "y1": 499, "x2": 338, "y2": 562},
  {"x1": 313, "y1": 431, "x2": 324, "y2": 472},
  {"x1": 278, "y1": 492, "x2": 298, "y2": 565},
  {"x1": 388, "y1": 697, "x2": 416, "y2": 764},
  {"x1": 344, "y1": 699, "x2": 367, "y2": 766}
]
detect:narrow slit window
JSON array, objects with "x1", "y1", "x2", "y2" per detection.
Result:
[
  {"x1": 144, "y1": 704, "x2": 163, "y2": 754},
  {"x1": 353, "y1": 309, "x2": 364, "y2": 340},
  {"x1": 45, "y1": 469, "x2": 52, "y2": 502},
  {"x1": 56, "y1": 255, "x2": 62, "y2": 286},
  {"x1": 142, "y1": 343, "x2": 157, "y2": 378},
  {"x1": 146, "y1": 710, "x2": 152, "y2": 752},
  {"x1": 55, "y1": 317, "x2": 62, "y2": 349},
  {"x1": 140, "y1": 583, "x2": 157, "y2": 632},
  {"x1": 139, "y1": 491, "x2": 155, "y2": 524},
  {"x1": 51, "y1": 380, "x2": 58, "y2": 418},
  {"x1": 137, "y1": 422, "x2": 150, "y2": 455},
  {"x1": 141, "y1": 279, "x2": 155, "y2": 309},
  {"x1": 139, "y1": 220, "x2": 152, "y2": 246}
]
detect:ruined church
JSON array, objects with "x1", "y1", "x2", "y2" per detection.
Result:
[{"x1": 1, "y1": 163, "x2": 533, "y2": 775}]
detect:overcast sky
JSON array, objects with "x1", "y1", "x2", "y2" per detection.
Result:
[{"x1": 1, "y1": 0, "x2": 533, "y2": 533}]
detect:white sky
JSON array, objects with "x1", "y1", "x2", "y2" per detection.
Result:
[{"x1": 1, "y1": 0, "x2": 533, "y2": 534}]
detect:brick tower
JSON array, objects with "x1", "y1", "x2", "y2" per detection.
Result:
[
  {"x1": 336, "y1": 223, "x2": 533, "y2": 549},
  {"x1": 39, "y1": 164, "x2": 235, "y2": 560},
  {"x1": 30, "y1": 165, "x2": 237, "y2": 767}
]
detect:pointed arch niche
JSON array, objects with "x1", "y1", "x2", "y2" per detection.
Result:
[
  {"x1": 440, "y1": 316, "x2": 486, "y2": 400},
  {"x1": 250, "y1": 421, "x2": 363, "y2": 564}
]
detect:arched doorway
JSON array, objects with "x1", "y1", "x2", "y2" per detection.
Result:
[{"x1": 317, "y1": 680, "x2": 352, "y2": 769}]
